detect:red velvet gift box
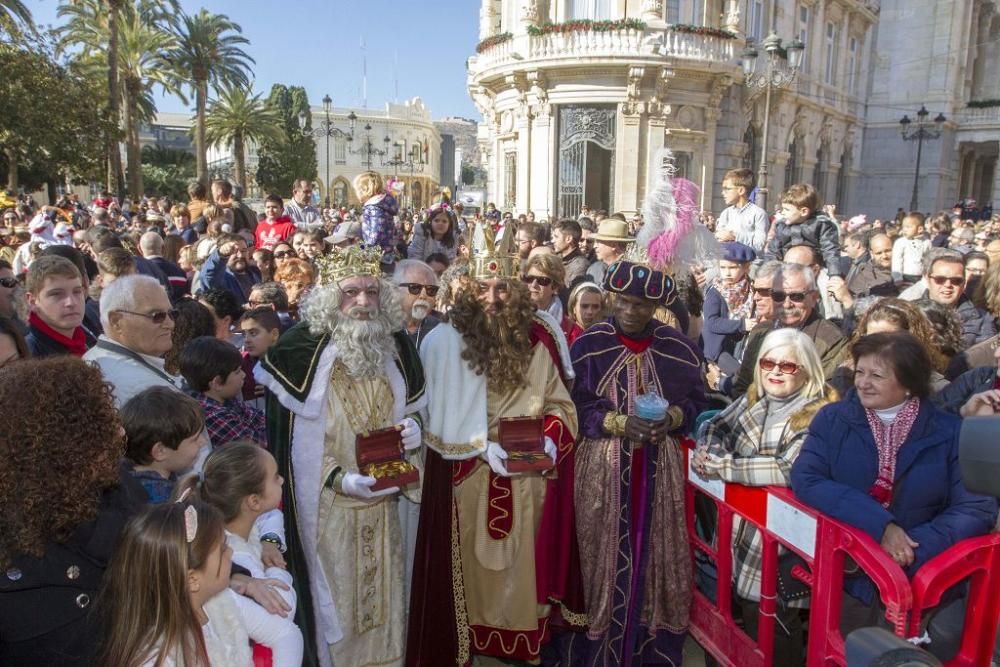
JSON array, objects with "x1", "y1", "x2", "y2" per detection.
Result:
[
  {"x1": 498, "y1": 416, "x2": 552, "y2": 474},
  {"x1": 355, "y1": 426, "x2": 419, "y2": 491}
]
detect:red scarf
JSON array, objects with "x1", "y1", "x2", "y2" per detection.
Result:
[
  {"x1": 28, "y1": 311, "x2": 87, "y2": 357},
  {"x1": 863, "y1": 397, "x2": 921, "y2": 508},
  {"x1": 618, "y1": 332, "x2": 653, "y2": 354}
]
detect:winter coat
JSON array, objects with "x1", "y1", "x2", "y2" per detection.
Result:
[
  {"x1": 790, "y1": 390, "x2": 998, "y2": 605},
  {"x1": 933, "y1": 365, "x2": 996, "y2": 415},
  {"x1": 763, "y1": 213, "x2": 842, "y2": 277}
]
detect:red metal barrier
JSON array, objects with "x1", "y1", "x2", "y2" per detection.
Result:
[{"x1": 683, "y1": 441, "x2": 1000, "y2": 667}]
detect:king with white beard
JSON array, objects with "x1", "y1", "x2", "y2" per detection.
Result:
[{"x1": 255, "y1": 245, "x2": 426, "y2": 667}]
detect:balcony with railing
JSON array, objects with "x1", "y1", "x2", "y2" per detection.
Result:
[
  {"x1": 956, "y1": 105, "x2": 1000, "y2": 129},
  {"x1": 469, "y1": 23, "x2": 737, "y2": 83}
]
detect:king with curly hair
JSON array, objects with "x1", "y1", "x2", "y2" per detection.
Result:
[{"x1": 406, "y1": 223, "x2": 580, "y2": 666}]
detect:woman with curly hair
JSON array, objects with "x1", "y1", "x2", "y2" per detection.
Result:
[
  {"x1": 831, "y1": 298, "x2": 951, "y2": 393},
  {"x1": 0, "y1": 357, "x2": 146, "y2": 665},
  {"x1": 163, "y1": 298, "x2": 217, "y2": 375}
]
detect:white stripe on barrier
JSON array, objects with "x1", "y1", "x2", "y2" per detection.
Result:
[
  {"x1": 766, "y1": 493, "x2": 817, "y2": 559},
  {"x1": 688, "y1": 457, "x2": 726, "y2": 500}
]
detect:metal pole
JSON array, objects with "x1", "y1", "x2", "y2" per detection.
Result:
[
  {"x1": 756, "y1": 72, "x2": 774, "y2": 213},
  {"x1": 324, "y1": 112, "x2": 331, "y2": 210},
  {"x1": 910, "y1": 128, "x2": 923, "y2": 212}
]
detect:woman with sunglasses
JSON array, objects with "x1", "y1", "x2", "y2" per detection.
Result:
[
  {"x1": 523, "y1": 253, "x2": 572, "y2": 338},
  {"x1": 792, "y1": 332, "x2": 997, "y2": 635},
  {"x1": 693, "y1": 328, "x2": 835, "y2": 666},
  {"x1": 271, "y1": 242, "x2": 296, "y2": 274}
]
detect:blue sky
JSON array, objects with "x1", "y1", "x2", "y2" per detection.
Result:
[{"x1": 31, "y1": 0, "x2": 482, "y2": 120}]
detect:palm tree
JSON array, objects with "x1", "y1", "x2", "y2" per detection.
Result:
[
  {"x1": 205, "y1": 86, "x2": 283, "y2": 192},
  {"x1": 58, "y1": 0, "x2": 179, "y2": 197},
  {"x1": 117, "y1": 10, "x2": 180, "y2": 198},
  {"x1": 0, "y1": 0, "x2": 31, "y2": 25},
  {"x1": 169, "y1": 10, "x2": 254, "y2": 186}
]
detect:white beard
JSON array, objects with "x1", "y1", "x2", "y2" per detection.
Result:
[
  {"x1": 330, "y1": 313, "x2": 395, "y2": 378},
  {"x1": 409, "y1": 299, "x2": 432, "y2": 322}
]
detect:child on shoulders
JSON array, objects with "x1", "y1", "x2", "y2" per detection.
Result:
[
  {"x1": 121, "y1": 387, "x2": 209, "y2": 503},
  {"x1": 353, "y1": 170, "x2": 399, "y2": 262},
  {"x1": 179, "y1": 336, "x2": 267, "y2": 450},
  {"x1": 764, "y1": 183, "x2": 843, "y2": 277}
]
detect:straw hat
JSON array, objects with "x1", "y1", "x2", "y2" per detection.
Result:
[{"x1": 589, "y1": 218, "x2": 634, "y2": 243}]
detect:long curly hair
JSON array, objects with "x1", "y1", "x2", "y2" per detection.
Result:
[
  {"x1": 0, "y1": 357, "x2": 124, "y2": 565},
  {"x1": 449, "y1": 279, "x2": 535, "y2": 394},
  {"x1": 164, "y1": 298, "x2": 217, "y2": 375},
  {"x1": 850, "y1": 297, "x2": 949, "y2": 373}
]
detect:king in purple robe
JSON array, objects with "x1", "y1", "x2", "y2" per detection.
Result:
[{"x1": 566, "y1": 259, "x2": 707, "y2": 666}]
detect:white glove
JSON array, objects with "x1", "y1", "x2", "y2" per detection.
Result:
[
  {"x1": 543, "y1": 436, "x2": 557, "y2": 464},
  {"x1": 340, "y1": 472, "x2": 399, "y2": 499},
  {"x1": 483, "y1": 440, "x2": 516, "y2": 477},
  {"x1": 398, "y1": 418, "x2": 421, "y2": 451}
]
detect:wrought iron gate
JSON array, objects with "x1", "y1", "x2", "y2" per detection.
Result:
[{"x1": 557, "y1": 106, "x2": 616, "y2": 218}]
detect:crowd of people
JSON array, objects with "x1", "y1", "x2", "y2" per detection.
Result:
[{"x1": 0, "y1": 161, "x2": 999, "y2": 667}]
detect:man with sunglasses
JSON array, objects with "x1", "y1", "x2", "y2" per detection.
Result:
[
  {"x1": 393, "y1": 259, "x2": 441, "y2": 348},
  {"x1": 918, "y1": 249, "x2": 997, "y2": 349},
  {"x1": 83, "y1": 274, "x2": 183, "y2": 407},
  {"x1": 729, "y1": 262, "x2": 848, "y2": 399}
]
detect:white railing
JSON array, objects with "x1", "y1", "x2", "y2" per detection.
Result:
[
  {"x1": 469, "y1": 27, "x2": 736, "y2": 76},
  {"x1": 957, "y1": 106, "x2": 1000, "y2": 127}
]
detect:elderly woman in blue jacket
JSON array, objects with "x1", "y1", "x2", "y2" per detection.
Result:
[{"x1": 791, "y1": 331, "x2": 997, "y2": 631}]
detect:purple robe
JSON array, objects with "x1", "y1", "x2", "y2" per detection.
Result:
[{"x1": 558, "y1": 320, "x2": 706, "y2": 666}]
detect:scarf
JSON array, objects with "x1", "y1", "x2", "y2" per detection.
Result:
[
  {"x1": 28, "y1": 311, "x2": 87, "y2": 357},
  {"x1": 863, "y1": 397, "x2": 921, "y2": 508},
  {"x1": 711, "y1": 276, "x2": 753, "y2": 320}
]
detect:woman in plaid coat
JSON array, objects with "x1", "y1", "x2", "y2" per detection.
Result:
[{"x1": 692, "y1": 328, "x2": 836, "y2": 667}]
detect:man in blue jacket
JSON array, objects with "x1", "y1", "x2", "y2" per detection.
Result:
[{"x1": 197, "y1": 233, "x2": 260, "y2": 302}]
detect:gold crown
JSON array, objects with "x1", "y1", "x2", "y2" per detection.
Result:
[
  {"x1": 470, "y1": 221, "x2": 518, "y2": 280},
  {"x1": 316, "y1": 244, "x2": 384, "y2": 285}
]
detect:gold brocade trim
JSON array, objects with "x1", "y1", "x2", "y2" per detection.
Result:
[
  {"x1": 486, "y1": 474, "x2": 512, "y2": 539},
  {"x1": 602, "y1": 411, "x2": 628, "y2": 437},
  {"x1": 355, "y1": 516, "x2": 384, "y2": 635},
  {"x1": 550, "y1": 597, "x2": 589, "y2": 628},
  {"x1": 424, "y1": 431, "x2": 485, "y2": 457},
  {"x1": 330, "y1": 361, "x2": 394, "y2": 433},
  {"x1": 451, "y1": 498, "x2": 471, "y2": 665},
  {"x1": 470, "y1": 615, "x2": 550, "y2": 657}
]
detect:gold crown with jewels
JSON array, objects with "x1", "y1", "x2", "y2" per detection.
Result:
[
  {"x1": 316, "y1": 244, "x2": 384, "y2": 285},
  {"x1": 470, "y1": 221, "x2": 518, "y2": 280}
]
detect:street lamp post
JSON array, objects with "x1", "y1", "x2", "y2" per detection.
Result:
[
  {"x1": 382, "y1": 140, "x2": 426, "y2": 208},
  {"x1": 297, "y1": 95, "x2": 356, "y2": 209},
  {"x1": 899, "y1": 105, "x2": 946, "y2": 212},
  {"x1": 741, "y1": 33, "x2": 805, "y2": 212},
  {"x1": 349, "y1": 123, "x2": 390, "y2": 171}
]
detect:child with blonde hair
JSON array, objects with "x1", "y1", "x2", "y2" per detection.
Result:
[
  {"x1": 353, "y1": 170, "x2": 399, "y2": 261},
  {"x1": 97, "y1": 500, "x2": 302, "y2": 666}
]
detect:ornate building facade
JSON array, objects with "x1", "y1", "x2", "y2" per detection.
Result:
[{"x1": 468, "y1": 0, "x2": 879, "y2": 218}]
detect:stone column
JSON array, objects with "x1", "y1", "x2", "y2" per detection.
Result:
[
  {"x1": 529, "y1": 107, "x2": 554, "y2": 218},
  {"x1": 615, "y1": 108, "x2": 644, "y2": 214},
  {"x1": 515, "y1": 108, "x2": 532, "y2": 214},
  {"x1": 722, "y1": 0, "x2": 741, "y2": 35},
  {"x1": 640, "y1": 0, "x2": 663, "y2": 22},
  {"x1": 479, "y1": 0, "x2": 496, "y2": 40}
]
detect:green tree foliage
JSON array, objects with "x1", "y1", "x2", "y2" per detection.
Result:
[
  {"x1": 205, "y1": 86, "x2": 283, "y2": 192},
  {"x1": 0, "y1": 37, "x2": 111, "y2": 194},
  {"x1": 255, "y1": 84, "x2": 318, "y2": 197},
  {"x1": 168, "y1": 9, "x2": 253, "y2": 185}
]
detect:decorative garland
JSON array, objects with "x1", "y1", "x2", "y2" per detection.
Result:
[
  {"x1": 526, "y1": 18, "x2": 647, "y2": 36},
  {"x1": 668, "y1": 24, "x2": 738, "y2": 39},
  {"x1": 967, "y1": 99, "x2": 1000, "y2": 109},
  {"x1": 476, "y1": 32, "x2": 513, "y2": 53}
]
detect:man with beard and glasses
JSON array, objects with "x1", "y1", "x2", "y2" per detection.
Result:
[
  {"x1": 729, "y1": 262, "x2": 848, "y2": 399},
  {"x1": 406, "y1": 223, "x2": 580, "y2": 667},
  {"x1": 393, "y1": 259, "x2": 441, "y2": 348},
  {"x1": 564, "y1": 258, "x2": 708, "y2": 665},
  {"x1": 198, "y1": 233, "x2": 261, "y2": 303},
  {"x1": 255, "y1": 245, "x2": 427, "y2": 667}
]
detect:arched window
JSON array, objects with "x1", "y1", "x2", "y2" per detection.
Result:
[
  {"x1": 785, "y1": 135, "x2": 801, "y2": 187},
  {"x1": 332, "y1": 180, "x2": 348, "y2": 208},
  {"x1": 743, "y1": 124, "x2": 759, "y2": 176}
]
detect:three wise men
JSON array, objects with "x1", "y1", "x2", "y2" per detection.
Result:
[
  {"x1": 255, "y1": 244, "x2": 427, "y2": 667},
  {"x1": 568, "y1": 259, "x2": 707, "y2": 665},
  {"x1": 406, "y1": 222, "x2": 581, "y2": 666}
]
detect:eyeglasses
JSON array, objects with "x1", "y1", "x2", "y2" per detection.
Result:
[
  {"x1": 523, "y1": 274, "x2": 554, "y2": 287},
  {"x1": 929, "y1": 275, "x2": 965, "y2": 287},
  {"x1": 399, "y1": 282, "x2": 440, "y2": 297},
  {"x1": 273, "y1": 251, "x2": 295, "y2": 259},
  {"x1": 116, "y1": 309, "x2": 178, "y2": 324},
  {"x1": 0, "y1": 277, "x2": 17, "y2": 289},
  {"x1": 339, "y1": 286, "x2": 380, "y2": 300},
  {"x1": 759, "y1": 358, "x2": 801, "y2": 375},
  {"x1": 752, "y1": 287, "x2": 772, "y2": 298},
  {"x1": 771, "y1": 291, "x2": 810, "y2": 303}
]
